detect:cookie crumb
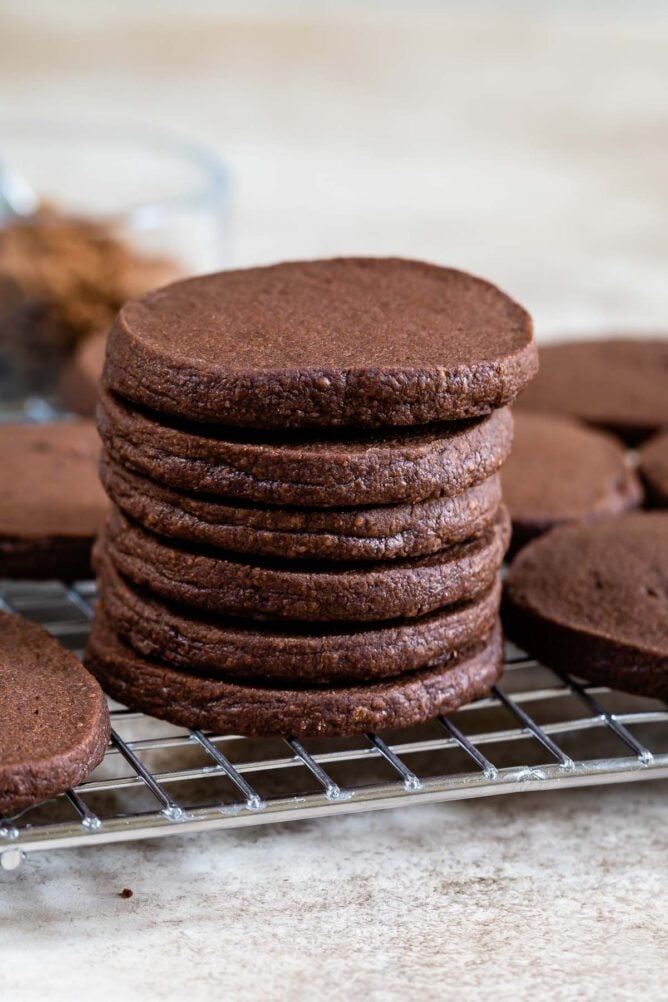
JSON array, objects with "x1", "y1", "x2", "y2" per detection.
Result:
[{"x1": 119, "y1": 888, "x2": 134, "y2": 899}]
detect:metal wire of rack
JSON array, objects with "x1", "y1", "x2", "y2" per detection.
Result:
[
  {"x1": 2, "y1": 576, "x2": 667, "y2": 871},
  {"x1": 0, "y1": 384, "x2": 666, "y2": 868}
]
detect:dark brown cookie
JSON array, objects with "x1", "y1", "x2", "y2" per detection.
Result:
[
  {"x1": 516, "y1": 337, "x2": 668, "y2": 443},
  {"x1": 639, "y1": 431, "x2": 668, "y2": 507},
  {"x1": 502, "y1": 412, "x2": 642, "y2": 553},
  {"x1": 104, "y1": 505, "x2": 510, "y2": 622},
  {"x1": 503, "y1": 513, "x2": 668, "y2": 699},
  {"x1": 0, "y1": 421, "x2": 107, "y2": 580},
  {"x1": 100, "y1": 453, "x2": 503, "y2": 561},
  {"x1": 97, "y1": 556, "x2": 502, "y2": 683},
  {"x1": 97, "y1": 388, "x2": 514, "y2": 506},
  {"x1": 60, "y1": 330, "x2": 106, "y2": 417},
  {"x1": 0, "y1": 612, "x2": 110, "y2": 814},
  {"x1": 103, "y1": 258, "x2": 536, "y2": 429},
  {"x1": 85, "y1": 607, "x2": 503, "y2": 737}
]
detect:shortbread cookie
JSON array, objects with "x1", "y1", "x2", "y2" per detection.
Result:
[
  {"x1": 100, "y1": 453, "x2": 503, "y2": 561},
  {"x1": 516, "y1": 337, "x2": 668, "y2": 443},
  {"x1": 85, "y1": 608, "x2": 503, "y2": 737},
  {"x1": 97, "y1": 388, "x2": 514, "y2": 506},
  {"x1": 639, "y1": 430, "x2": 668, "y2": 507},
  {"x1": 502, "y1": 412, "x2": 642, "y2": 552},
  {"x1": 0, "y1": 612, "x2": 109, "y2": 814},
  {"x1": 0, "y1": 420, "x2": 106, "y2": 579},
  {"x1": 103, "y1": 258, "x2": 536, "y2": 428},
  {"x1": 103, "y1": 506, "x2": 510, "y2": 622},
  {"x1": 503, "y1": 513, "x2": 668, "y2": 699},
  {"x1": 97, "y1": 556, "x2": 502, "y2": 684}
]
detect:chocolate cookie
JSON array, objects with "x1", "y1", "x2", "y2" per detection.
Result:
[
  {"x1": 0, "y1": 421, "x2": 107, "y2": 580},
  {"x1": 503, "y1": 513, "x2": 668, "y2": 699},
  {"x1": 85, "y1": 608, "x2": 503, "y2": 737},
  {"x1": 98, "y1": 388, "x2": 514, "y2": 506},
  {"x1": 61, "y1": 330, "x2": 106, "y2": 416},
  {"x1": 98, "y1": 556, "x2": 501, "y2": 683},
  {"x1": 104, "y1": 506, "x2": 510, "y2": 622},
  {"x1": 100, "y1": 453, "x2": 502, "y2": 561},
  {"x1": 639, "y1": 431, "x2": 668, "y2": 507},
  {"x1": 502, "y1": 412, "x2": 642, "y2": 553},
  {"x1": 103, "y1": 258, "x2": 536, "y2": 429},
  {"x1": 516, "y1": 337, "x2": 668, "y2": 443},
  {"x1": 0, "y1": 612, "x2": 110, "y2": 814}
]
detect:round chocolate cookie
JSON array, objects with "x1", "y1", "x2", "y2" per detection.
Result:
[
  {"x1": 103, "y1": 258, "x2": 536, "y2": 429},
  {"x1": 516, "y1": 337, "x2": 668, "y2": 443},
  {"x1": 98, "y1": 388, "x2": 514, "y2": 506},
  {"x1": 100, "y1": 453, "x2": 503, "y2": 562},
  {"x1": 502, "y1": 412, "x2": 642, "y2": 553},
  {"x1": 503, "y1": 513, "x2": 668, "y2": 699},
  {"x1": 98, "y1": 556, "x2": 502, "y2": 683},
  {"x1": 104, "y1": 506, "x2": 510, "y2": 623},
  {"x1": 639, "y1": 431, "x2": 668, "y2": 507},
  {"x1": 0, "y1": 612, "x2": 110, "y2": 814},
  {"x1": 85, "y1": 608, "x2": 503, "y2": 738},
  {"x1": 61, "y1": 330, "x2": 106, "y2": 417},
  {"x1": 0, "y1": 420, "x2": 107, "y2": 580}
]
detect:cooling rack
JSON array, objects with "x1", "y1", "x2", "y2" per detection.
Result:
[{"x1": 2, "y1": 575, "x2": 667, "y2": 872}]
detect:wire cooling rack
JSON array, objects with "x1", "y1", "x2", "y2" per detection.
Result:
[{"x1": 2, "y1": 575, "x2": 667, "y2": 871}]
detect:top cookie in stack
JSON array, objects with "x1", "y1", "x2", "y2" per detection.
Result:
[{"x1": 87, "y1": 257, "x2": 537, "y2": 738}]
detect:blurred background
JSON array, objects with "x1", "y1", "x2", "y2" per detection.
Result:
[{"x1": 0, "y1": 0, "x2": 666, "y2": 343}]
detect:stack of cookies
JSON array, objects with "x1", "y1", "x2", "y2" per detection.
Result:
[{"x1": 86, "y1": 258, "x2": 537, "y2": 737}]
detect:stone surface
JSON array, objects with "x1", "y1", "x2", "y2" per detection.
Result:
[{"x1": 2, "y1": 786, "x2": 667, "y2": 1001}]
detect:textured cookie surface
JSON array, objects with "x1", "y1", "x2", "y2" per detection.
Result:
[
  {"x1": 98, "y1": 388, "x2": 514, "y2": 505},
  {"x1": 639, "y1": 431, "x2": 668, "y2": 507},
  {"x1": 85, "y1": 608, "x2": 503, "y2": 737},
  {"x1": 104, "y1": 506, "x2": 510, "y2": 622},
  {"x1": 516, "y1": 337, "x2": 668, "y2": 443},
  {"x1": 0, "y1": 420, "x2": 107, "y2": 579},
  {"x1": 0, "y1": 612, "x2": 110, "y2": 814},
  {"x1": 503, "y1": 513, "x2": 668, "y2": 699},
  {"x1": 101, "y1": 454, "x2": 502, "y2": 561},
  {"x1": 103, "y1": 258, "x2": 536, "y2": 428},
  {"x1": 97, "y1": 556, "x2": 501, "y2": 683},
  {"x1": 502, "y1": 412, "x2": 642, "y2": 552}
]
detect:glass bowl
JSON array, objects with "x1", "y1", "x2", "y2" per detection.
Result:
[
  {"x1": 0, "y1": 122, "x2": 228, "y2": 271},
  {"x1": 0, "y1": 123, "x2": 229, "y2": 401}
]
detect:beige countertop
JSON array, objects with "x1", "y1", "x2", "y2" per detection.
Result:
[
  {"x1": 1, "y1": 3, "x2": 667, "y2": 999},
  {"x1": 3, "y1": 784, "x2": 668, "y2": 1000}
]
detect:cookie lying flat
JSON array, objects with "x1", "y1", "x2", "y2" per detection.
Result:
[
  {"x1": 98, "y1": 388, "x2": 514, "y2": 506},
  {"x1": 639, "y1": 431, "x2": 668, "y2": 507},
  {"x1": 100, "y1": 454, "x2": 503, "y2": 561},
  {"x1": 503, "y1": 513, "x2": 668, "y2": 699},
  {"x1": 85, "y1": 608, "x2": 503, "y2": 738},
  {"x1": 516, "y1": 337, "x2": 668, "y2": 443},
  {"x1": 104, "y1": 506, "x2": 510, "y2": 622},
  {"x1": 98, "y1": 557, "x2": 501, "y2": 683},
  {"x1": 103, "y1": 258, "x2": 536, "y2": 429},
  {"x1": 61, "y1": 330, "x2": 107, "y2": 417},
  {"x1": 502, "y1": 412, "x2": 642, "y2": 553},
  {"x1": 0, "y1": 612, "x2": 110, "y2": 814},
  {"x1": 0, "y1": 421, "x2": 107, "y2": 580}
]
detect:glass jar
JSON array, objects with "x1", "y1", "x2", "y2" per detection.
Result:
[{"x1": 0, "y1": 122, "x2": 229, "y2": 402}]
